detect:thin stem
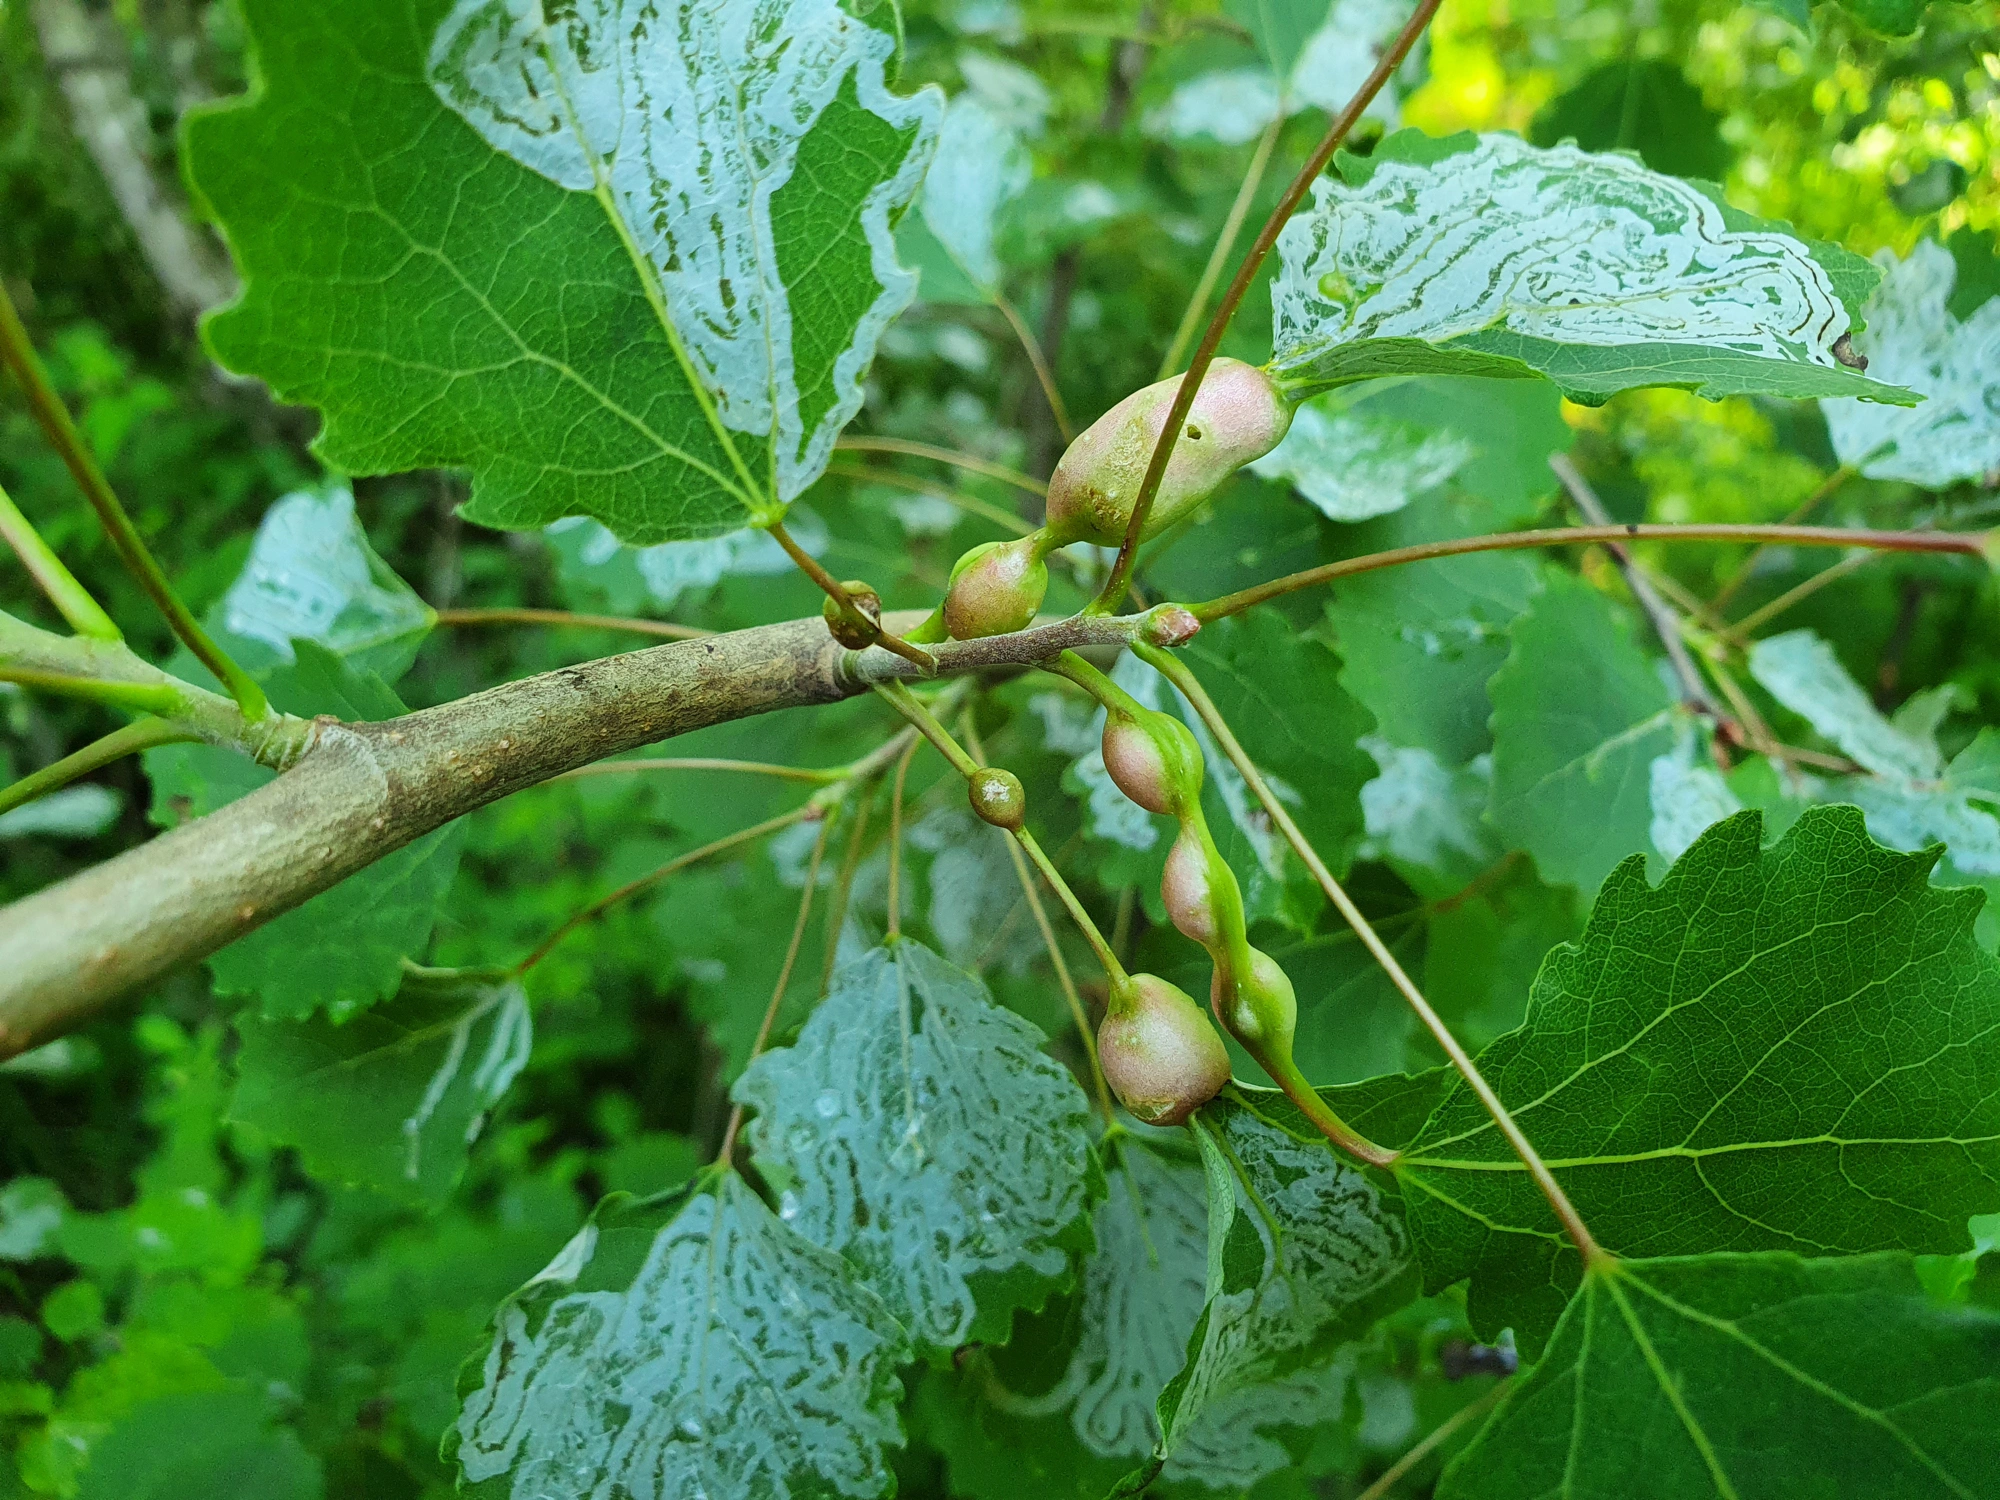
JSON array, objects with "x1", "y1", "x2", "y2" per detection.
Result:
[
  {"x1": 1353, "y1": 1381, "x2": 1510, "y2": 1500},
  {"x1": 993, "y1": 290, "x2": 1075, "y2": 444},
  {"x1": 0, "y1": 667, "x2": 190, "y2": 718},
  {"x1": 1157, "y1": 113, "x2": 1282, "y2": 381},
  {"x1": 820, "y1": 781, "x2": 880, "y2": 994},
  {"x1": 433, "y1": 606, "x2": 709, "y2": 640},
  {"x1": 769, "y1": 518, "x2": 937, "y2": 672},
  {"x1": 515, "y1": 805, "x2": 811, "y2": 974},
  {"x1": 875, "y1": 679, "x2": 1128, "y2": 986},
  {"x1": 963, "y1": 712, "x2": 1114, "y2": 1123},
  {"x1": 0, "y1": 282, "x2": 267, "y2": 721},
  {"x1": 1090, "y1": 0, "x2": 1444, "y2": 612},
  {"x1": 833, "y1": 437, "x2": 1046, "y2": 496},
  {"x1": 1193, "y1": 523, "x2": 1987, "y2": 623},
  {"x1": 716, "y1": 812, "x2": 836, "y2": 1164},
  {"x1": 1709, "y1": 461, "x2": 1859, "y2": 612},
  {"x1": 0, "y1": 717, "x2": 193, "y2": 819},
  {"x1": 1724, "y1": 550, "x2": 1876, "y2": 642},
  {"x1": 0, "y1": 480, "x2": 119, "y2": 640},
  {"x1": 825, "y1": 462, "x2": 1034, "y2": 535},
  {"x1": 873, "y1": 681, "x2": 981, "y2": 778},
  {"x1": 884, "y1": 736, "x2": 920, "y2": 940},
  {"x1": 1136, "y1": 642, "x2": 1604, "y2": 1264},
  {"x1": 1550, "y1": 455, "x2": 1722, "y2": 719},
  {"x1": 554, "y1": 757, "x2": 843, "y2": 785},
  {"x1": 1014, "y1": 829, "x2": 1127, "y2": 985}
]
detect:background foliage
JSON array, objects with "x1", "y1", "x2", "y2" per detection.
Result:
[{"x1": 3, "y1": 0, "x2": 1999, "y2": 1496}]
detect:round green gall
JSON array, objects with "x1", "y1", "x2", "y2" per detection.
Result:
[
  {"x1": 1043, "y1": 358, "x2": 1292, "y2": 547},
  {"x1": 1098, "y1": 973, "x2": 1232, "y2": 1126},
  {"x1": 968, "y1": 767, "x2": 1026, "y2": 831},
  {"x1": 822, "y1": 578, "x2": 883, "y2": 650},
  {"x1": 942, "y1": 536, "x2": 1051, "y2": 640},
  {"x1": 1210, "y1": 945, "x2": 1297, "y2": 1055}
]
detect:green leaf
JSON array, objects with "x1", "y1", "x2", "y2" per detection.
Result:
[
  {"x1": 919, "y1": 95, "x2": 1028, "y2": 295},
  {"x1": 73, "y1": 1388, "x2": 323, "y2": 1500},
  {"x1": 1397, "y1": 806, "x2": 2000, "y2": 1353},
  {"x1": 207, "y1": 481, "x2": 433, "y2": 681},
  {"x1": 1486, "y1": 569, "x2": 1704, "y2": 893},
  {"x1": 1529, "y1": 59, "x2": 1732, "y2": 181},
  {"x1": 1821, "y1": 241, "x2": 2000, "y2": 488},
  {"x1": 146, "y1": 642, "x2": 465, "y2": 1021},
  {"x1": 1438, "y1": 1253, "x2": 2000, "y2": 1500},
  {"x1": 1146, "y1": 1090, "x2": 1417, "y2": 1479},
  {"x1": 451, "y1": 1171, "x2": 908, "y2": 1499},
  {"x1": 187, "y1": 0, "x2": 939, "y2": 544},
  {"x1": 1180, "y1": 609, "x2": 1378, "y2": 903},
  {"x1": 733, "y1": 940, "x2": 1096, "y2": 1357},
  {"x1": 1271, "y1": 131, "x2": 1911, "y2": 405},
  {"x1": 1746, "y1": 630, "x2": 2000, "y2": 936},
  {"x1": 231, "y1": 973, "x2": 531, "y2": 1205}
]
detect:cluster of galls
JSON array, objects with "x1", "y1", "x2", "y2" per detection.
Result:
[
  {"x1": 937, "y1": 359, "x2": 1293, "y2": 641},
  {"x1": 1093, "y1": 704, "x2": 1299, "y2": 1127}
]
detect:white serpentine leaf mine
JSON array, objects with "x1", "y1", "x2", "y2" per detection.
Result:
[
  {"x1": 428, "y1": 0, "x2": 940, "y2": 510},
  {"x1": 921, "y1": 94, "x2": 1030, "y2": 292},
  {"x1": 220, "y1": 482, "x2": 431, "y2": 669},
  {"x1": 1272, "y1": 134, "x2": 1855, "y2": 380},
  {"x1": 732, "y1": 942, "x2": 1094, "y2": 1356},
  {"x1": 1820, "y1": 241, "x2": 2000, "y2": 487},
  {"x1": 454, "y1": 1172, "x2": 907, "y2": 1499}
]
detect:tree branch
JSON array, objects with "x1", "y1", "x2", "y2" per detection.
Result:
[
  {"x1": 32, "y1": 0, "x2": 237, "y2": 319},
  {"x1": 0, "y1": 609, "x2": 1158, "y2": 1056}
]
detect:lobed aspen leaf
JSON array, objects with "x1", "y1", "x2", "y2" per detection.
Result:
[
  {"x1": 1140, "y1": 1089, "x2": 1416, "y2": 1482},
  {"x1": 733, "y1": 941, "x2": 1095, "y2": 1357},
  {"x1": 1394, "y1": 806, "x2": 2000, "y2": 1353},
  {"x1": 1438, "y1": 1252, "x2": 2000, "y2": 1500},
  {"x1": 452, "y1": 1171, "x2": 908, "y2": 1499},
  {"x1": 232, "y1": 974, "x2": 533, "y2": 1205},
  {"x1": 187, "y1": 0, "x2": 938, "y2": 544},
  {"x1": 1819, "y1": 240, "x2": 2000, "y2": 488},
  {"x1": 1270, "y1": 131, "x2": 1913, "y2": 404}
]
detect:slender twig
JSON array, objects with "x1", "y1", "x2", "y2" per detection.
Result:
[
  {"x1": 875, "y1": 680, "x2": 1127, "y2": 984},
  {"x1": 1158, "y1": 113, "x2": 1282, "y2": 380},
  {"x1": 553, "y1": 757, "x2": 843, "y2": 785},
  {"x1": 1194, "y1": 523, "x2": 1987, "y2": 622},
  {"x1": 716, "y1": 812, "x2": 836, "y2": 1164},
  {"x1": 884, "y1": 736, "x2": 920, "y2": 939},
  {"x1": 1090, "y1": 0, "x2": 1444, "y2": 611},
  {"x1": 1136, "y1": 642, "x2": 1603, "y2": 1264},
  {"x1": 825, "y1": 462, "x2": 1034, "y2": 535},
  {"x1": 0, "y1": 480, "x2": 119, "y2": 640},
  {"x1": 1724, "y1": 550, "x2": 1876, "y2": 643},
  {"x1": 1353, "y1": 1381, "x2": 1510, "y2": 1500},
  {"x1": 769, "y1": 518, "x2": 937, "y2": 671},
  {"x1": 433, "y1": 606, "x2": 708, "y2": 640},
  {"x1": 1709, "y1": 460, "x2": 1860, "y2": 613},
  {"x1": 834, "y1": 437, "x2": 1046, "y2": 496},
  {"x1": 0, "y1": 282, "x2": 267, "y2": 720},
  {"x1": 993, "y1": 290, "x2": 1075, "y2": 444},
  {"x1": 1015, "y1": 829, "x2": 1127, "y2": 984},
  {"x1": 961, "y1": 711, "x2": 1114, "y2": 1122},
  {"x1": 0, "y1": 717, "x2": 193, "y2": 819},
  {"x1": 514, "y1": 805, "x2": 812, "y2": 974},
  {"x1": 0, "y1": 667, "x2": 190, "y2": 718},
  {"x1": 820, "y1": 780, "x2": 880, "y2": 995},
  {"x1": 1550, "y1": 455, "x2": 1722, "y2": 719}
]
